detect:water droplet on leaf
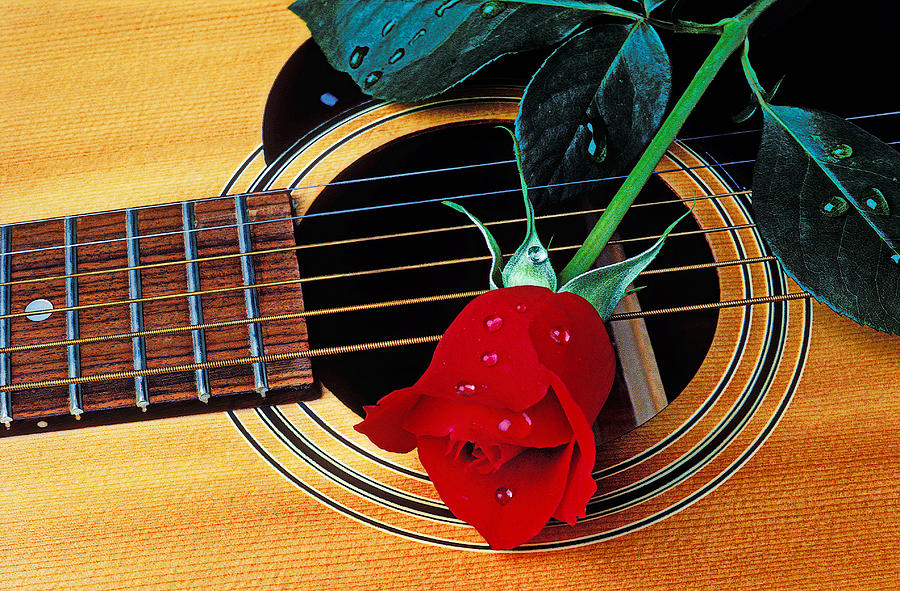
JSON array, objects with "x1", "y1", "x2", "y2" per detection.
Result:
[
  {"x1": 481, "y1": 352, "x2": 499, "y2": 367},
  {"x1": 831, "y1": 144, "x2": 853, "y2": 159},
  {"x1": 435, "y1": 0, "x2": 460, "y2": 17},
  {"x1": 484, "y1": 315, "x2": 504, "y2": 332},
  {"x1": 550, "y1": 327, "x2": 571, "y2": 344},
  {"x1": 348, "y1": 46, "x2": 368, "y2": 69},
  {"x1": 364, "y1": 71, "x2": 382, "y2": 88},
  {"x1": 388, "y1": 48, "x2": 405, "y2": 64},
  {"x1": 480, "y1": 1, "x2": 506, "y2": 18},
  {"x1": 863, "y1": 187, "x2": 889, "y2": 217},
  {"x1": 382, "y1": 20, "x2": 396, "y2": 37},
  {"x1": 527, "y1": 245, "x2": 548, "y2": 264},
  {"x1": 409, "y1": 28, "x2": 427, "y2": 44},
  {"x1": 495, "y1": 487, "x2": 513, "y2": 505},
  {"x1": 892, "y1": 253, "x2": 900, "y2": 264},
  {"x1": 585, "y1": 119, "x2": 608, "y2": 164},
  {"x1": 821, "y1": 196, "x2": 849, "y2": 217}
]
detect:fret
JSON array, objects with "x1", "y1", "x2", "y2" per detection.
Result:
[
  {"x1": 235, "y1": 194, "x2": 269, "y2": 396},
  {"x1": 182, "y1": 202, "x2": 211, "y2": 402},
  {"x1": 64, "y1": 217, "x2": 84, "y2": 418},
  {"x1": 0, "y1": 226, "x2": 11, "y2": 427},
  {"x1": 126, "y1": 209, "x2": 150, "y2": 410}
]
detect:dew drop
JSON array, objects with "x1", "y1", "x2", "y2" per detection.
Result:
[
  {"x1": 863, "y1": 187, "x2": 889, "y2": 217},
  {"x1": 821, "y1": 195, "x2": 849, "y2": 217},
  {"x1": 484, "y1": 315, "x2": 504, "y2": 332},
  {"x1": 364, "y1": 71, "x2": 383, "y2": 88},
  {"x1": 495, "y1": 487, "x2": 514, "y2": 505},
  {"x1": 522, "y1": 412, "x2": 532, "y2": 427},
  {"x1": 527, "y1": 245, "x2": 548, "y2": 264},
  {"x1": 480, "y1": 1, "x2": 506, "y2": 18},
  {"x1": 409, "y1": 28, "x2": 427, "y2": 44},
  {"x1": 435, "y1": 0, "x2": 460, "y2": 17},
  {"x1": 481, "y1": 351, "x2": 499, "y2": 367},
  {"x1": 515, "y1": 303, "x2": 527, "y2": 313},
  {"x1": 388, "y1": 48, "x2": 405, "y2": 64},
  {"x1": 831, "y1": 144, "x2": 853, "y2": 159},
  {"x1": 348, "y1": 46, "x2": 369, "y2": 69},
  {"x1": 892, "y1": 253, "x2": 900, "y2": 265},
  {"x1": 585, "y1": 119, "x2": 608, "y2": 164},
  {"x1": 497, "y1": 418, "x2": 512, "y2": 432},
  {"x1": 455, "y1": 382, "x2": 477, "y2": 397},
  {"x1": 382, "y1": 19, "x2": 397, "y2": 37},
  {"x1": 550, "y1": 327, "x2": 571, "y2": 344}
]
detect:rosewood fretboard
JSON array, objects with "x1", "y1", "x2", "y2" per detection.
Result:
[{"x1": 0, "y1": 191, "x2": 313, "y2": 434}]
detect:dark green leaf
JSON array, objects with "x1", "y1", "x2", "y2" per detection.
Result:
[
  {"x1": 289, "y1": 0, "x2": 587, "y2": 102},
  {"x1": 559, "y1": 209, "x2": 688, "y2": 320},
  {"x1": 752, "y1": 105, "x2": 900, "y2": 334},
  {"x1": 515, "y1": 22, "x2": 671, "y2": 209}
]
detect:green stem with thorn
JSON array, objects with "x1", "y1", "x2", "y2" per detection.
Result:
[{"x1": 558, "y1": 0, "x2": 781, "y2": 285}]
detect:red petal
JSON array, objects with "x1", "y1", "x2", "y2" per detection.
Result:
[
  {"x1": 354, "y1": 387, "x2": 421, "y2": 453},
  {"x1": 418, "y1": 436, "x2": 575, "y2": 549},
  {"x1": 402, "y1": 392, "x2": 572, "y2": 448},
  {"x1": 414, "y1": 286, "x2": 557, "y2": 412}
]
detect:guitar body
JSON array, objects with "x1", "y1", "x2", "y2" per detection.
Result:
[{"x1": 2, "y1": 2, "x2": 898, "y2": 589}]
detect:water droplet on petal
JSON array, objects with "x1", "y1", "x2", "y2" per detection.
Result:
[
  {"x1": 435, "y1": 0, "x2": 460, "y2": 16},
  {"x1": 497, "y1": 418, "x2": 512, "y2": 432},
  {"x1": 515, "y1": 303, "x2": 527, "y2": 313},
  {"x1": 364, "y1": 71, "x2": 382, "y2": 88},
  {"x1": 863, "y1": 187, "x2": 889, "y2": 217},
  {"x1": 382, "y1": 19, "x2": 397, "y2": 37},
  {"x1": 481, "y1": 352, "x2": 498, "y2": 367},
  {"x1": 831, "y1": 144, "x2": 853, "y2": 159},
  {"x1": 585, "y1": 119, "x2": 608, "y2": 163},
  {"x1": 484, "y1": 315, "x2": 504, "y2": 332},
  {"x1": 495, "y1": 487, "x2": 513, "y2": 505},
  {"x1": 409, "y1": 28, "x2": 427, "y2": 44},
  {"x1": 480, "y1": 1, "x2": 506, "y2": 18},
  {"x1": 348, "y1": 46, "x2": 369, "y2": 69},
  {"x1": 455, "y1": 382, "x2": 477, "y2": 397},
  {"x1": 550, "y1": 327, "x2": 571, "y2": 344},
  {"x1": 527, "y1": 245, "x2": 548, "y2": 264},
  {"x1": 521, "y1": 412, "x2": 532, "y2": 427},
  {"x1": 388, "y1": 48, "x2": 405, "y2": 64},
  {"x1": 821, "y1": 195, "x2": 849, "y2": 217}
]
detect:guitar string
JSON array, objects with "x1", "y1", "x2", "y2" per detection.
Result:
[
  {"x1": 0, "y1": 255, "x2": 780, "y2": 356},
  {"x1": 0, "y1": 157, "x2": 756, "y2": 258},
  {"x1": 3, "y1": 108, "x2": 896, "y2": 238},
  {"x1": 0, "y1": 221, "x2": 759, "y2": 322},
  {"x1": 2, "y1": 121, "x2": 897, "y2": 260},
  {"x1": 0, "y1": 291, "x2": 811, "y2": 393},
  {"x1": 0, "y1": 190, "x2": 751, "y2": 290}
]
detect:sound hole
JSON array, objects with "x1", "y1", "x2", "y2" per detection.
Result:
[{"x1": 296, "y1": 124, "x2": 718, "y2": 439}]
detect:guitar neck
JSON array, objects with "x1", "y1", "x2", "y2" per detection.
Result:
[{"x1": 0, "y1": 191, "x2": 313, "y2": 432}]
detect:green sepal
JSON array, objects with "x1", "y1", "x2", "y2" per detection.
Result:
[
  {"x1": 442, "y1": 200, "x2": 503, "y2": 290},
  {"x1": 498, "y1": 127, "x2": 557, "y2": 291},
  {"x1": 559, "y1": 209, "x2": 690, "y2": 320}
]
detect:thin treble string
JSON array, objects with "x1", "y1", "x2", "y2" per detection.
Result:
[
  {"x1": 4, "y1": 128, "x2": 898, "y2": 260},
  {"x1": 678, "y1": 110, "x2": 900, "y2": 142},
  {"x1": 0, "y1": 220, "x2": 760, "y2": 323},
  {"x1": 0, "y1": 253, "x2": 780, "y2": 356},
  {"x1": 0, "y1": 190, "x2": 751, "y2": 290}
]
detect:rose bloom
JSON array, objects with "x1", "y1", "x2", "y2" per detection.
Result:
[{"x1": 356, "y1": 285, "x2": 615, "y2": 549}]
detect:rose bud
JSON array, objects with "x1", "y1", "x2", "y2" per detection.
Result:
[{"x1": 355, "y1": 285, "x2": 615, "y2": 549}]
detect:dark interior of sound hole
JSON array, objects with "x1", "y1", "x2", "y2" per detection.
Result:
[{"x1": 296, "y1": 124, "x2": 718, "y2": 430}]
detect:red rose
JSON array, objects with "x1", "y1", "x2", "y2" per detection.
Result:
[{"x1": 355, "y1": 285, "x2": 615, "y2": 549}]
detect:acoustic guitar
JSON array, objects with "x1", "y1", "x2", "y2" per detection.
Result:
[{"x1": 2, "y1": 2, "x2": 898, "y2": 589}]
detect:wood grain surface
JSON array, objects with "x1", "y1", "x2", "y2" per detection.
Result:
[{"x1": 1, "y1": 2, "x2": 899, "y2": 590}]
